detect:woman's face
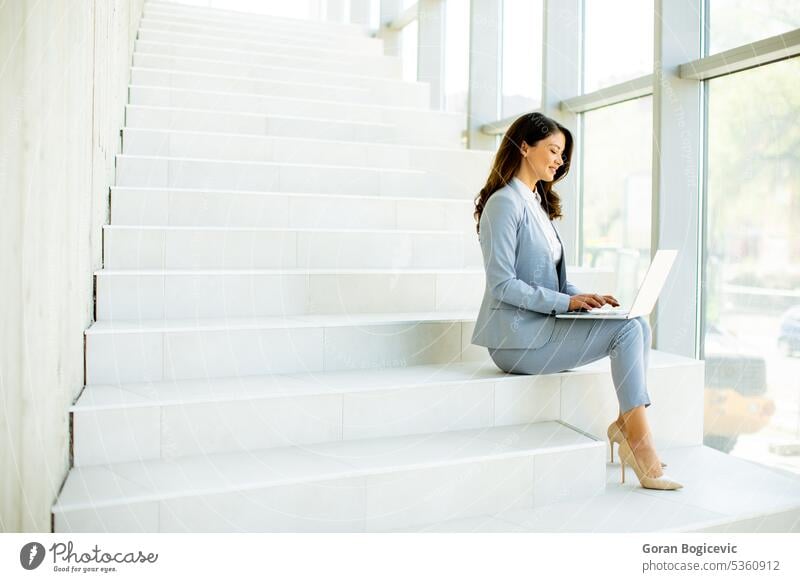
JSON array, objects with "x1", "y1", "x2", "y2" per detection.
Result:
[{"x1": 520, "y1": 131, "x2": 566, "y2": 182}]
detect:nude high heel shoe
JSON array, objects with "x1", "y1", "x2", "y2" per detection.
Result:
[
  {"x1": 607, "y1": 420, "x2": 666, "y2": 467},
  {"x1": 618, "y1": 438, "x2": 683, "y2": 490}
]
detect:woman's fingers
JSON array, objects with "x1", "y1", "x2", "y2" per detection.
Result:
[
  {"x1": 602, "y1": 294, "x2": 620, "y2": 306},
  {"x1": 583, "y1": 295, "x2": 602, "y2": 308}
]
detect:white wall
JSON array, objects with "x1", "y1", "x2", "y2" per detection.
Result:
[{"x1": 0, "y1": 0, "x2": 145, "y2": 533}]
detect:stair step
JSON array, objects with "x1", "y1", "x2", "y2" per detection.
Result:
[
  {"x1": 144, "y1": 1, "x2": 367, "y2": 36},
  {"x1": 138, "y1": 20, "x2": 381, "y2": 54},
  {"x1": 127, "y1": 87, "x2": 466, "y2": 147},
  {"x1": 390, "y1": 446, "x2": 800, "y2": 532},
  {"x1": 134, "y1": 40, "x2": 402, "y2": 79},
  {"x1": 84, "y1": 311, "x2": 481, "y2": 384},
  {"x1": 125, "y1": 104, "x2": 465, "y2": 148},
  {"x1": 53, "y1": 421, "x2": 605, "y2": 532},
  {"x1": 132, "y1": 52, "x2": 412, "y2": 93},
  {"x1": 113, "y1": 155, "x2": 474, "y2": 199},
  {"x1": 72, "y1": 360, "x2": 513, "y2": 465},
  {"x1": 95, "y1": 267, "x2": 484, "y2": 320},
  {"x1": 138, "y1": 24, "x2": 383, "y2": 57},
  {"x1": 130, "y1": 67, "x2": 428, "y2": 108},
  {"x1": 101, "y1": 224, "x2": 481, "y2": 269},
  {"x1": 72, "y1": 351, "x2": 693, "y2": 467},
  {"x1": 124, "y1": 110, "x2": 397, "y2": 145},
  {"x1": 120, "y1": 128, "x2": 492, "y2": 178},
  {"x1": 109, "y1": 187, "x2": 473, "y2": 229},
  {"x1": 93, "y1": 265, "x2": 612, "y2": 321}
]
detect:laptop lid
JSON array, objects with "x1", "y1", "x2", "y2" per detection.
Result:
[{"x1": 627, "y1": 250, "x2": 678, "y2": 318}]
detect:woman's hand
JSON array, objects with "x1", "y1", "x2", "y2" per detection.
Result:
[{"x1": 568, "y1": 294, "x2": 620, "y2": 311}]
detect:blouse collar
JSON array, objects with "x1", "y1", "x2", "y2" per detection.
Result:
[{"x1": 511, "y1": 176, "x2": 541, "y2": 204}]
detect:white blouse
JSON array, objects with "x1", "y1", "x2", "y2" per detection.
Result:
[{"x1": 511, "y1": 177, "x2": 562, "y2": 263}]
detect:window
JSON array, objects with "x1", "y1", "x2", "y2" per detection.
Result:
[
  {"x1": 702, "y1": 57, "x2": 800, "y2": 473},
  {"x1": 582, "y1": 0, "x2": 653, "y2": 93},
  {"x1": 707, "y1": 0, "x2": 800, "y2": 55},
  {"x1": 501, "y1": 0, "x2": 543, "y2": 115},
  {"x1": 580, "y1": 97, "x2": 653, "y2": 309},
  {"x1": 444, "y1": 0, "x2": 470, "y2": 113},
  {"x1": 401, "y1": 19, "x2": 419, "y2": 82}
]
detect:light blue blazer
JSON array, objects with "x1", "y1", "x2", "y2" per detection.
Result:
[{"x1": 471, "y1": 179, "x2": 583, "y2": 349}]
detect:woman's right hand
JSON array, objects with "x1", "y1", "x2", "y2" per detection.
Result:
[{"x1": 568, "y1": 294, "x2": 610, "y2": 311}]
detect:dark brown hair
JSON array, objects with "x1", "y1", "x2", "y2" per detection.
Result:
[{"x1": 473, "y1": 112, "x2": 573, "y2": 236}]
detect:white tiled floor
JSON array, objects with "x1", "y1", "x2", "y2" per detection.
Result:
[{"x1": 392, "y1": 445, "x2": 800, "y2": 533}]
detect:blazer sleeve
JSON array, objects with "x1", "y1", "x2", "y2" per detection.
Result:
[
  {"x1": 479, "y1": 194, "x2": 572, "y2": 315},
  {"x1": 564, "y1": 279, "x2": 583, "y2": 296}
]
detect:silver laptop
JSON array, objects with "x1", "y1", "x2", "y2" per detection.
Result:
[{"x1": 556, "y1": 249, "x2": 677, "y2": 320}]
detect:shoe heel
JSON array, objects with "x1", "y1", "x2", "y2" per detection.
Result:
[
  {"x1": 609, "y1": 439, "x2": 615, "y2": 463},
  {"x1": 620, "y1": 457, "x2": 625, "y2": 484}
]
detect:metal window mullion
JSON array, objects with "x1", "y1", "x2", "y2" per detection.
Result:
[
  {"x1": 681, "y1": 27, "x2": 800, "y2": 81},
  {"x1": 651, "y1": 0, "x2": 703, "y2": 357},
  {"x1": 378, "y1": 0, "x2": 403, "y2": 56},
  {"x1": 418, "y1": 0, "x2": 445, "y2": 109},
  {"x1": 542, "y1": 0, "x2": 581, "y2": 265},
  {"x1": 560, "y1": 74, "x2": 653, "y2": 114},
  {"x1": 466, "y1": 0, "x2": 502, "y2": 150}
]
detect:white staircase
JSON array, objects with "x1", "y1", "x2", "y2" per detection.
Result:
[{"x1": 53, "y1": 1, "x2": 800, "y2": 533}]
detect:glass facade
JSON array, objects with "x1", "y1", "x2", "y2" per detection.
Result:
[
  {"x1": 583, "y1": 0, "x2": 653, "y2": 92},
  {"x1": 444, "y1": 0, "x2": 470, "y2": 112},
  {"x1": 401, "y1": 19, "x2": 418, "y2": 82},
  {"x1": 708, "y1": 0, "x2": 800, "y2": 54},
  {"x1": 501, "y1": 0, "x2": 543, "y2": 115},
  {"x1": 384, "y1": 0, "x2": 799, "y2": 475},
  {"x1": 702, "y1": 57, "x2": 800, "y2": 472},
  {"x1": 581, "y1": 97, "x2": 653, "y2": 308}
]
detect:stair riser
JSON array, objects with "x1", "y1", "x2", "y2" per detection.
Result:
[
  {"x1": 121, "y1": 130, "x2": 492, "y2": 180},
  {"x1": 138, "y1": 28, "x2": 381, "y2": 59},
  {"x1": 138, "y1": 21, "x2": 381, "y2": 53},
  {"x1": 114, "y1": 157, "x2": 472, "y2": 199},
  {"x1": 132, "y1": 53, "x2": 413, "y2": 93},
  {"x1": 143, "y1": 2, "x2": 365, "y2": 34},
  {"x1": 141, "y1": 11, "x2": 365, "y2": 39},
  {"x1": 55, "y1": 449, "x2": 605, "y2": 532},
  {"x1": 73, "y1": 376, "x2": 566, "y2": 466},
  {"x1": 96, "y1": 272, "x2": 484, "y2": 320},
  {"x1": 110, "y1": 189, "x2": 473, "y2": 231},
  {"x1": 135, "y1": 40, "x2": 402, "y2": 78},
  {"x1": 559, "y1": 360, "x2": 706, "y2": 449},
  {"x1": 102, "y1": 228, "x2": 479, "y2": 269},
  {"x1": 130, "y1": 69, "x2": 428, "y2": 108},
  {"x1": 127, "y1": 88, "x2": 466, "y2": 147},
  {"x1": 85, "y1": 321, "x2": 479, "y2": 384},
  {"x1": 126, "y1": 106, "x2": 396, "y2": 144}
]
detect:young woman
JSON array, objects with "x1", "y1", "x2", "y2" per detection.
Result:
[{"x1": 471, "y1": 112, "x2": 681, "y2": 491}]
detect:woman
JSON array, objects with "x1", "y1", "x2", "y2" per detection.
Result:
[{"x1": 470, "y1": 112, "x2": 681, "y2": 491}]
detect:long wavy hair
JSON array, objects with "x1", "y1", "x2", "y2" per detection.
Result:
[{"x1": 473, "y1": 112, "x2": 574, "y2": 236}]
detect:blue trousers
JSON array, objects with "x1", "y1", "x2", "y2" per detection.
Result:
[{"x1": 488, "y1": 316, "x2": 652, "y2": 414}]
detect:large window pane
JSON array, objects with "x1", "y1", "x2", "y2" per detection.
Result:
[
  {"x1": 708, "y1": 0, "x2": 800, "y2": 55},
  {"x1": 581, "y1": 97, "x2": 652, "y2": 308},
  {"x1": 583, "y1": 0, "x2": 653, "y2": 93},
  {"x1": 702, "y1": 58, "x2": 800, "y2": 473},
  {"x1": 401, "y1": 19, "x2": 418, "y2": 82},
  {"x1": 501, "y1": 0, "x2": 543, "y2": 115},
  {"x1": 444, "y1": 0, "x2": 470, "y2": 113}
]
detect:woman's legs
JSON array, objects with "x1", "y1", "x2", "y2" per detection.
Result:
[
  {"x1": 489, "y1": 315, "x2": 664, "y2": 477},
  {"x1": 489, "y1": 316, "x2": 652, "y2": 412}
]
